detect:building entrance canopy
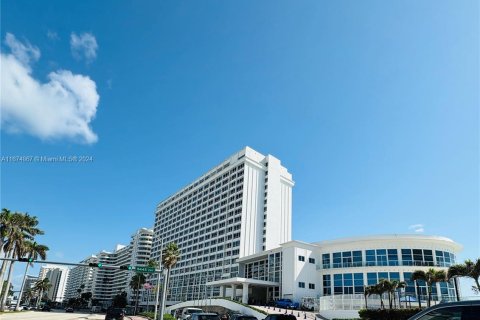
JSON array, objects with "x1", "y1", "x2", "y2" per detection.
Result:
[{"x1": 206, "y1": 277, "x2": 280, "y2": 304}]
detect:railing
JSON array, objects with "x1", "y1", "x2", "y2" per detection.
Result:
[
  {"x1": 317, "y1": 261, "x2": 452, "y2": 270},
  {"x1": 316, "y1": 293, "x2": 456, "y2": 311}
]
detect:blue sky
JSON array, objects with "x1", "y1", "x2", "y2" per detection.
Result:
[{"x1": 1, "y1": 0, "x2": 478, "y2": 295}]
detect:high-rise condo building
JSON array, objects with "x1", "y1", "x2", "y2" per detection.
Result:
[
  {"x1": 38, "y1": 265, "x2": 70, "y2": 302},
  {"x1": 64, "y1": 228, "x2": 153, "y2": 307},
  {"x1": 151, "y1": 147, "x2": 294, "y2": 302}
]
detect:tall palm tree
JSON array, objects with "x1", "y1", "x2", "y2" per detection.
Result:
[
  {"x1": 33, "y1": 278, "x2": 52, "y2": 307},
  {"x1": 130, "y1": 273, "x2": 146, "y2": 315},
  {"x1": 411, "y1": 268, "x2": 447, "y2": 307},
  {"x1": 448, "y1": 258, "x2": 480, "y2": 295},
  {"x1": 0, "y1": 209, "x2": 14, "y2": 254},
  {"x1": 0, "y1": 213, "x2": 43, "y2": 310},
  {"x1": 160, "y1": 243, "x2": 180, "y2": 320},
  {"x1": 15, "y1": 241, "x2": 49, "y2": 310}
]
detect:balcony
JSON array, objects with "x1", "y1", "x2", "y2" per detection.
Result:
[{"x1": 316, "y1": 261, "x2": 451, "y2": 270}]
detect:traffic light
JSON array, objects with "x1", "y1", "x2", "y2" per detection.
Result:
[
  {"x1": 88, "y1": 262, "x2": 103, "y2": 268},
  {"x1": 18, "y1": 257, "x2": 33, "y2": 262},
  {"x1": 119, "y1": 265, "x2": 133, "y2": 270}
]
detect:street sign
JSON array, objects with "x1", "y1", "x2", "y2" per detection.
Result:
[{"x1": 135, "y1": 266, "x2": 156, "y2": 273}]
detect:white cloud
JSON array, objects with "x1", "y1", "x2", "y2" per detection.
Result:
[
  {"x1": 408, "y1": 224, "x2": 425, "y2": 233},
  {"x1": 70, "y1": 32, "x2": 98, "y2": 62},
  {"x1": 4, "y1": 33, "x2": 40, "y2": 66},
  {"x1": 1, "y1": 34, "x2": 100, "y2": 144}
]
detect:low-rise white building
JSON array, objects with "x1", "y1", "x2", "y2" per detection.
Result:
[{"x1": 208, "y1": 234, "x2": 462, "y2": 310}]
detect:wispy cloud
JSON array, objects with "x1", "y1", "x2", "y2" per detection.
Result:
[
  {"x1": 70, "y1": 32, "x2": 98, "y2": 63},
  {"x1": 408, "y1": 224, "x2": 425, "y2": 233},
  {"x1": 47, "y1": 30, "x2": 59, "y2": 41},
  {"x1": 5, "y1": 33, "x2": 40, "y2": 66},
  {"x1": 1, "y1": 33, "x2": 100, "y2": 144}
]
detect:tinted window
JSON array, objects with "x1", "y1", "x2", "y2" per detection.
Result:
[
  {"x1": 463, "y1": 306, "x2": 480, "y2": 320},
  {"x1": 417, "y1": 306, "x2": 461, "y2": 320}
]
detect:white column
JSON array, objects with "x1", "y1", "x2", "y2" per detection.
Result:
[
  {"x1": 242, "y1": 283, "x2": 249, "y2": 304},
  {"x1": 231, "y1": 284, "x2": 237, "y2": 300},
  {"x1": 219, "y1": 285, "x2": 225, "y2": 297}
]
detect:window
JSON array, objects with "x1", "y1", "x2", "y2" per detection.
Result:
[
  {"x1": 416, "y1": 307, "x2": 462, "y2": 320},
  {"x1": 298, "y1": 282, "x2": 305, "y2": 288},
  {"x1": 308, "y1": 283, "x2": 315, "y2": 289},
  {"x1": 298, "y1": 255, "x2": 305, "y2": 262},
  {"x1": 309, "y1": 258, "x2": 315, "y2": 264},
  {"x1": 322, "y1": 254, "x2": 330, "y2": 269},
  {"x1": 323, "y1": 275, "x2": 331, "y2": 295}
]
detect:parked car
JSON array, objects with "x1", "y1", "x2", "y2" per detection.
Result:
[
  {"x1": 263, "y1": 315, "x2": 297, "y2": 320},
  {"x1": 190, "y1": 313, "x2": 221, "y2": 320},
  {"x1": 105, "y1": 307, "x2": 125, "y2": 320},
  {"x1": 275, "y1": 299, "x2": 300, "y2": 309},
  {"x1": 65, "y1": 307, "x2": 74, "y2": 313},
  {"x1": 408, "y1": 300, "x2": 480, "y2": 320},
  {"x1": 230, "y1": 314, "x2": 257, "y2": 320},
  {"x1": 181, "y1": 307, "x2": 203, "y2": 320}
]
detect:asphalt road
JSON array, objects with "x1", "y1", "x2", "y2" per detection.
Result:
[{"x1": 1, "y1": 310, "x2": 106, "y2": 320}]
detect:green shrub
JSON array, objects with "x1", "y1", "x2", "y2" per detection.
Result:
[
  {"x1": 164, "y1": 313, "x2": 176, "y2": 320},
  {"x1": 358, "y1": 308, "x2": 422, "y2": 320},
  {"x1": 138, "y1": 312, "x2": 174, "y2": 320}
]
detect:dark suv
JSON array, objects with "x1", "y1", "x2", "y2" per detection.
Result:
[
  {"x1": 408, "y1": 300, "x2": 480, "y2": 320},
  {"x1": 105, "y1": 307, "x2": 125, "y2": 320},
  {"x1": 264, "y1": 315, "x2": 297, "y2": 320}
]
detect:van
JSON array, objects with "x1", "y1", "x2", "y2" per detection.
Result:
[{"x1": 181, "y1": 307, "x2": 203, "y2": 320}]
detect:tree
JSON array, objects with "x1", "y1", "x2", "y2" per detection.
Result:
[
  {"x1": 0, "y1": 213, "x2": 44, "y2": 311},
  {"x1": 130, "y1": 273, "x2": 146, "y2": 314},
  {"x1": 363, "y1": 285, "x2": 373, "y2": 309},
  {"x1": 160, "y1": 243, "x2": 180, "y2": 320},
  {"x1": 390, "y1": 280, "x2": 406, "y2": 309},
  {"x1": 1, "y1": 281, "x2": 13, "y2": 299},
  {"x1": 411, "y1": 268, "x2": 447, "y2": 307},
  {"x1": 448, "y1": 258, "x2": 480, "y2": 295},
  {"x1": 15, "y1": 240, "x2": 49, "y2": 310},
  {"x1": 33, "y1": 278, "x2": 52, "y2": 307}
]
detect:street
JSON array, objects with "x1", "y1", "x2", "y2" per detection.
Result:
[{"x1": 0, "y1": 310, "x2": 106, "y2": 320}]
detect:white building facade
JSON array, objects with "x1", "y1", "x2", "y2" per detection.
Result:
[
  {"x1": 151, "y1": 147, "x2": 294, "y2": 303},
  {"x1": 64, "y1": 228, "x2": 153, "y2": 306},
  {"x1": 219, "y1": 235, "x2": 462, "y2": 309},
  {"x1": 38, "y1": 264, "x2": 70, "y2": 302}
]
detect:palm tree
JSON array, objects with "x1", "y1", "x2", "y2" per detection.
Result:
[
  {"x1": 130, "y1": 273, "x2": 146, "y2": 315},
  {"x1": 160, "y1": 243, "x2": 180, "y2": 320},
  {"x1": 33, "y1": 278, "x2": 52, "y2": 307},
  {"x1": 363, "y1": 285, "x2": 372, "y2": 309},
  {"x1": 448, "y1": 258, "x2": 480, "y2": 295},
  {"x1": 22, "y1": 288, "x2": 36, "y2": 306},
  {"x1": 376, "y1": 279, "x2": 391, "y2": 309},
  {"x1": 389, "y1": 280, "x2": 406, "y2": 309},
  {"x1": 411, "y1": 268, "x2": 447, "y2": 307},
  {"x1": 0, "y1": 209, "x2": 14, "y2": 254},
  {"x1": 0, "y1": 213, "x2": 44, "y2": 310},
  {"x1": 15, "y1": 241, "x2": 49, "y2": 310}
]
